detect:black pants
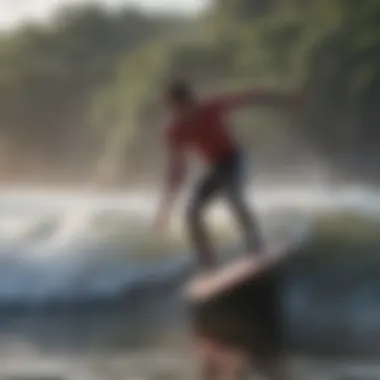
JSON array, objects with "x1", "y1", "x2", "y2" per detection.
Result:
[{"x1": 187, "y1": 150, "x2": 264, "y2": 268}]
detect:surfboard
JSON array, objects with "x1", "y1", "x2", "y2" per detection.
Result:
[
  {"x1": 184, "y1": 214, "x2": 312, "y2": 304},
  {"x1": 184, "y1": 246, "x2": 291, "y2": 302}
]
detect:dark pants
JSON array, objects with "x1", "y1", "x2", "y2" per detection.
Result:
[{"x1": 187, "y1": 149, "x2": 264, "y2": 269}]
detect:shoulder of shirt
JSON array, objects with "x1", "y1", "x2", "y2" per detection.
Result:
[{"x1": 199, "y1": 96, "x2": 224, "y2": 111}]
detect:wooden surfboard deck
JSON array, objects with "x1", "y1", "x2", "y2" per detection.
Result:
[{"x1": 184, "y1": 247, "x2": 290, "y2": 302}]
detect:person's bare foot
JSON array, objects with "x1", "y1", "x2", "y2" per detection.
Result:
[
  {"x1": 198, "y1": 255, "x2": 218, "y2": 274},
  {"x1": 246, "y1": 246, "x2": 266, "y2": 258},
  {"x1": 199, "y1": 262, "x2": 217, "y2": 277}
]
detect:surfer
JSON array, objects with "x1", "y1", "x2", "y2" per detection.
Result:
[{"x1": 154, "y1": 79, "x2": 300, "y2": 271}]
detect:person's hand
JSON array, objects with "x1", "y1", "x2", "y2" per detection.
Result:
[
  {"x1": 153, "y1": 193, "x2": 174, "y2": 233},
  {"x1": 154, "y1": 206, "x2": 170, "y2": 233}
]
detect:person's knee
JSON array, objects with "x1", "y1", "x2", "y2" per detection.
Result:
[
  {"x1": 228, "y1": 192, "x2": 246, "y2": 212},
  {"x1": 186, "y1": 199, "x2": 203, "y2": 229},
  {"x1": 228, "y1": 192, "x2": 255, "y2": 224}
]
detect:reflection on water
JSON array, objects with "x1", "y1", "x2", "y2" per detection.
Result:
[{"x1": 0, "y1": 186, "x2": 378, "y2": 379}]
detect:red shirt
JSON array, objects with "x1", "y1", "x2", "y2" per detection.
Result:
[{"x1": 165, "y1": 94, "x2": 249, "y2": 164}]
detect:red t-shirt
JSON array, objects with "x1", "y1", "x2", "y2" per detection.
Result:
[{"x1": 165, "y1": 94, "x2": 249, "y2": 164}]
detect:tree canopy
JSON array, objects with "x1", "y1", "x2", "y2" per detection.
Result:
[{"x1": 0, "y1": 0, "x2": 379, "y2": 185}]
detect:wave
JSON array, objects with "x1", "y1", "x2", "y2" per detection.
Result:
[
  {"x1": 0, "y1": 185, "x2": 375, "y2": 307},
  {"x1": 0, "y1": 197, "x2": 189, "y2": 305}
]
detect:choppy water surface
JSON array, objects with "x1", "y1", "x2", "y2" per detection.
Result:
[{"x1": 0, "y1": 185, "x2": 379, "y2": 379}]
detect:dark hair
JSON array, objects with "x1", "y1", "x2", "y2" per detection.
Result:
[{"x1": 166, "y1": 79, "x2": 193, "y2": 104}]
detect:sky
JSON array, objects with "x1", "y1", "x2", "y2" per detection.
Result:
[{"x1": 0, "y1": 0, "x2": 210, "y2": 28}]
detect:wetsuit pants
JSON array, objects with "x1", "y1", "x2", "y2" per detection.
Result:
[{"x1": 186, "y1": 149, "x2": 264, "y2": 269}]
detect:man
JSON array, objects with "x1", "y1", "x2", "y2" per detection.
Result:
[{"x1": 155, "y1": 79, "x2": 300, "y2": 271}]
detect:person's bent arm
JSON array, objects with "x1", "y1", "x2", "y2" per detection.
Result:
[
  {"x1": 214, "y1": 88, "x2": 303, "y2": 111},
  {"x1": 163, "y1": 145, "x2": 186, "y2": 206},
  {"x1": 155, "y1": 144, "x2": 186, "y2": 231}
]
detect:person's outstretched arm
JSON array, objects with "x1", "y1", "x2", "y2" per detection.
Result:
[
  {"x1": 213, "y1": 88, "x2": 303, "y2": 112},
  {"x1": 154, "y1": 131, "x2": 186, "y2": 232}
]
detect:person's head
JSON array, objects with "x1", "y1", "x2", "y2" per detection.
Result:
[{"x1": 165, "y1": 79, "x2": 195, "y2": 116}]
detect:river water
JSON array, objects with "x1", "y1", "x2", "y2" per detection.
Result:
[{"x1": 0, "y1": 185, "x2": 379, "y2": 379}]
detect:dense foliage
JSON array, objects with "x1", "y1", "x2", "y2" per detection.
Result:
[{"x1": 0, "y1": 0, "x2": 379, "y2": 185}]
